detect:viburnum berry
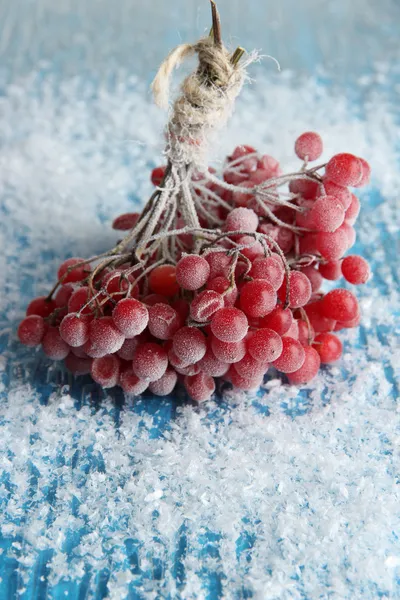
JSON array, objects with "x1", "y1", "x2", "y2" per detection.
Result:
[
  {"x1": 132, "y1": 343, "x2": 168, "y2": 382},
  {"x1": 341, "y1": 255, "x2": 370, "y2": 285},
  {"x1": 316, "y1": 227, "x2": 348, "y2": 261},
  {"x1": 148, "y1": 303, "x2": 181, "y2": 340},
  {"x1": 149, "y1": 368, "x2": 178, "y2": 396},
  {"x1": 148, "y1": 265, "x2": 179, "y2": 297},
  {"x1": 345, "y1": 193, "x2": 360, "y2": 224},
  {"x1": 313, "y1": 333, "x2": 343, "y2": 363},
  {"x1": 325, "y1": 153, "x2": 363, "y2": 187},
  {"x1": 289, "y1": 178, "x2": 320, "y2": 199},
  {"x1": 353, "y1": 157, "x2": 371, "y2": 188},
  {"x1": 91, "y1": 355, "x2": 120, "y2": 388},
  {"x1": 112, "y1": 298, "x2": 149, "y2": 338},
  {"x1": 151, "y1": 165, "x2": 166, "y2": 187},
  {"x1": 198, "y1": 347, "x2": 229, "y2": 377},
  {"x1": 227, "y1": 366, "x2": 264, "y2": 391},
  {"x1": 26, "y1": 296, "x2": 56, "y2": 318},
  {"x1": 184, "y1": 372, "x2": 215, "y2": 402},
  {"x1": 224, "y1": 207, "x2": 259, "y2": 233},
  {"x1": 321, "y1": 289, "x2": 359, "y2": 322},
  {"x1": 143, "y1": 293, "x2": 168, "y2": 306},
  {"x1": 259, "y1": 306, "x2": 293, "y2": 335},
  {"x1": 234, "y1": 353, "x2": 268, "y2": 379},
  {"x1": 278, "y1": 271, "x2": 312, "y2": 309},
  {"x1": 247, "y1": 328, "x2": 283, "y2": 363},
  {"x1": 304, "y1": 301, "x2": 336, "y2": 333},
  {"x1": 112, "y1": 212, "x2": 140, "y2": 231},
  {"x1": 176, "y1": 254, "x2": 210, "y2": 290},
  {"x1": 319, "y1": 260, "x2": 342, "y2": 281},
  {"x1": 240, "y1": 279, "x2": 277, "y2": 318},
  {"x1": 232, "y1": 181, "x2": 254, "y2": 207},
  {"x1": 237, "y1": 236, "x2": 264, "y2": 261},
  {"x1": 211, "y1": 307, "x2": 248, "y2": 342},
  {"x1": 55, "y1": 285, "x2": 74, "y2": 309},
  {"x1": 102, "y1": 270, "x2": 138, "y2": 302},
  {"x1": 89, "y1": 317, "x2": 125, "y2": 355},
  {"x1": 249, "y1": 255, "x2": 285, "y2": 290},
  {"x1": 271, "y1": 337, "x2": 305, "y2": 373},
  {"x1": 206, "y1": 277, "x2": 238, "y2": 307},
  {"x1": 294, "y1": 132, "x2": 323, "y2": 161},
  {"x1": 68, "y1": 286, "x2": 93, "y2": 315},
  {"x1": 58, "y1": 258, "x2": 91, "y2": 284},
  {"x1": 211, "y1": 336, "x2": 246, "y2": 364},
  {"x1": 297, "y1": 319, "x2": 314, "y2": 346},
  {"x1": 323, "y1": 179, "x2": 352, "y2": 209},
  {"x1": 18, "y1": 315, "x2": 46, "y2": 347},
  {"x1": 42, "y1": 327, "x2": 70, "y2": 360},
  {"x1": 119, "y1": 369, "x2": 149, "y2": 395},
  {"x1": 172, "y1": 326, "x2": 207, "y2": 364},
  {"x1": 340, "y1": 222, "x2": 357, "y2": 249},
  {"x1": 300, "y1": 265, "x2": 323, "y2": 293},
  {"x1": 117, "y1": 338, "x2": 139, "y2": 361},
  {"x1": 64, "y1": 354, "x2": 92, "y2": 376},
  {"x1": 190, "y1": 290, "x2": 224, "y2": 322},
  {"x1": 205, "y1": 251, "x2": 231, "y2": 279},
  {"x1": 287, "y1": 347, "x2": 321, "y2": 384},
  {"x1": 59, "y1": 313, "x2": 90, "y2": 347},
  {"x1": 309, "y1": 195, "x2": 345, "y2": 232}
]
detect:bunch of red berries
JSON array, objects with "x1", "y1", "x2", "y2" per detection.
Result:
[{"x1": 18, "y1": 132, "x2": 371, "y2": 403}]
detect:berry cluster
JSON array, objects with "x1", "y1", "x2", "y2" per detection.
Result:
[{"x1": 18, "y1": 132, "x2": 370, "y2": 403}]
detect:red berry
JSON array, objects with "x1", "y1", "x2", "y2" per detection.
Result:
[
  {"x1": 294, "y1": 132, "x2": 323, "y2": 161},
  {"x1": 287, "y1": 346, "x2": 320, "y2": 384},
  {"x1": 247, "y1": 328, "x2": 283, "y2": 363},
  {"x1": 313, "y1": 333, "x2": 343, "y2": 363},
  {"x1": 172, "y1": 326, "x2": 207, "y2": 364},
  {"x1": 271, "y1": 337, "x2": 305, "y2": 373},
  {"x1": 91, "y1": 355, "x2": 120, "y2": 388},
  {"x1": 341, "y1": 255, "x2": 370, "y2": 285},
  {"x1": 64, "y1": 354, "x2": 92, "y2": 376},
  {"x1": 323, "y1": 180, "x2": 352, "y2": 209},
  {"x1": 68, "y1": 287, "x2": 93, "y2": 315},
  {"x1": 227, "y1": 367, "x2": 264, "y2": 391},
  {"x1": 316, "y1": 228, "x2": 348, "y2": 260},
  {"x1": 112, "y1": 212, "x2": 140, "y2": 231},
  {"x1": 237, "y1": 236, "x2": 264, "y2": 261},
  {"x1": 58, "y1": 258, "x2": 91, "y2": 284},
  {"x1": 132, "y1": 343, "x2": 168, "y2": 382},
  {"x1": 112, "y1": 298, "x2": 149, "y2": 338},
  {"x1": 26, "y1": 296, "x2": 56, "y2": 318},
  {"x1": 232, "y1": 181, "x2": 254, "y2": 207},
  {"x1": 340, "y1": 222, "x2": 357, "y2": 249},
  {"x1": 325, "y1": 153, "x2": 363, "y2": 187},
  {"x1": 297, "y1": 319, "x2": 315, "y2": 346},
  {"x1": 102, "y1": 270, "x2": 138, "y2": 302},
  {"x1": 55, "y1": 285, "x2": 74, "y2": 309},
  {"x1": 353, "y1": 158, "x2": 371, "y2": 188},
  {"x1": 278, "y1": 271, "x2": 312, "y2": 309},
  {"x1": 89, "y1": 317, "x2": 125, "y2": 355},
  {"x1": 309, "y1": 195, "x2": 345, "y2": 232},
  {"x1": 234, "y1": 353, "x2": 268, "y2": 379},
  {"x1": 300, "y1": 266, "x2": 323, "y2": 293},
  {"x1": 240, "y1": 279, "x2": 277, "y2": 318},
  {"x1": 344, "y1": 193, "x2": 360, "y2": 224},
  {"x1": 206, "y1": 277, "x2": 238, "y2": 307},
  {"x1": 211, "y1": 308, "x2": 248, "y2": 342},
  {"x1": 119, "y1": 369, "x2": 149, "y2": 395},
  {"x1": 176, "y1": 254, "x2": 210, "y2": 291},
  {"x1": 148, "y1": 303, "x2": 180, "y2": 340},
  {"x1": 143, "y1": 293, "x2": 168, "y2": 306},
  {"x1": 211, "y1": 337, "x2": 246, "y2": 364},
  {"x1": 198, "y1": 347, "x2": 229, "y2": 377},
  {"x1": 299, "y1": 232, "x2": 318, "y2": 255},
  {"x1": 319, "y1": 261, "x2": 342, "y2": 281},
  {"x1": 259, "y1": 306, "x2": 293, "y2": 335},
  {"x1": 205, "y1": 251, "x2": 231, "y2": 279},
  {"x1": 151, "y1": 166, "x2": 166, "y2": 187},
  {"x1": 289, "y1": 179, "x2": 320, "y2": 199},
  {"x1": 18, "y1": 315, "x2": 45, "y2": 347},
  {"x1": 42, "y1": 327, "x2": 70, "y2": 360},
  {"x1": 149, "y1": 368, "x2": 178, "y2": 396},
  {"x1": 184, "y1": 372, "x2": 215, "y2": 402},
  {"x1": 225, "y1": 207, "x2": 259, "y2": 233},
  {"x1": 304, "y1": 301, "x2": 336, "y2": 333},
  {"x1": 117, "y1": 338, "x2": 139, "y2": 361},
  {"x1": 148, "y1": 265, "x2": 179, "y2": 297},
  {"x1": 321, "y1": 289, "x2": 359, "y2": 322},
  {"x1": 250, "y1": 255, "x2": 285, "y2": 291},
  {"x1": 59, "y1": 313, "x2": 90, "y2": 347},
  {"x1": 190, "y1": 290, "x2": 224, "y2": 323},
  {"x1": 257, "y1": 155, "x2": 281, "y2": 178}
]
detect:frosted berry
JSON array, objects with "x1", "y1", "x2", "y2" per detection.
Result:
[
  {"x1": 321, "y1": 289, "x2": 359, "y2": 322},
  {"x1": 224, "y1": 207, "x2": 259, "y2": 233},
  {"x1": 112, "y1": 298, "x2": 149, "y2": 338},
  {"x1": 190, "y1": 290, "x2": 224, "y2": 323},
  {"x1": 247, "y1": 328, "x2": 283, "y2": 363},
  {"x1": 250, "y1": 255, "x2": 285, "y2": 290},
  {"x1": 211, "y1": 308, "x2": 248, "y2": 342},
  {"x1": 206, "y1": 277, "x2": 238, "y2": 307},
  {"x1": 68, "y1": 287, "x2": 93, "y2": 315},
  {"x1": 300, "y1": 265, "x2": 323, "y2": 293},
  {"x1": 237, "y1": 236, "x2": 264, "y2": 261},
  {"x1": 132, "y1": 343, "x2": 168, "y2": 382},
  {"x1": 112, "y1": 212, "x2": 140, "y2": 231},
  {"x1": 289, "y1": 179, "x2": 320, "y2": 199},
  {"x1": 234, "y1": 353, "x2": 268, "y2": 379},
  {"x1": 89, "y1": 317, "x2": 125, "y2": 355},
  {"x1": 176, "y1": 254, "x2": 210, "y2": 290},
  {"x1": 297, "y1": 319, "x2": 315, "y2": 346},
  {"x1": 211, "y1": 337, "x2": 246, "y2": 364},
  {"x1": 59, "y1": 313, "x2": 90, "y2": 347},
  {"x1": 314, "y1": 333, "x2": 343, "y2": 363},
  {"x1": 205, "y1": 251, "x2": 231, "y2": 279},
  {"x1": 319, "y1": 261, "x2": 342, "y2": 281},
  {"x1": 294, "y1": 132, "x2": 323, "y2": 161},
  {"x1": 325, "y1": 153, "x2": 363, "y2": 187},
  {"x1": 341, "y1": 255, "x2": 370, "y2": 285},
  {"x1": 64, "y1": 354, "x2": 92, "y2": 376},
  {"x1": 304, "y1": 301, "x2": 336, "y2": 333},
  {"x1": 149, "y1": 368, "x2": 178, "y2": 396},
  {"x1": 26, "y1": 296, "x2": 56, "y2": 318},
  {"x1": 151, "y1": 165, "x2": 166, "y2": 187},
  {"x1": 353, "y1": 157, "x2": 371, "y2": 188},
  {"x1": 184, "y1": 372, "x2": 215, "y2": 402},
  {"x1": 344, "y1": 193, "x2": 360, "y2": 224},
  {"x1": 58, "y1": 258, "x2": 90, "y2": 284},
  {"x1": 198, "y1": 347, "x2": 229, "y2": 377},
  {"x1": 323, "y1": 179, "x2": 352, "y2": 209},
  {"x1": 316, "y1": 228, "x2": 348, "y2": 260},
  {"x1": 120, "y1": 369, "x2": 149, "y2": 395},
  {"x1": 42, "y1": 327, "x2": 70, "y2": 360},
  {"x1": 227, "y1": 367, "x2": 264, "y2": 391},
  {"x1": 172, "y1": 326, "x2": 207, "y2": 364},
  {"x1": 259, "y1": 306, "x2": 293, "y2": 335},
  {"x1": 91, "y1": 355, "x2": 120, "y2": 388},
  {"x1": 271, "y1": 337, "x2": 305, "y2": 373},
  {"x1": 148, "y1": 303, "x2": 180, "y2": 340},
  {"x1": 55, "y1": 285, "x2": 74, "y2": 309},
  {"x1": 239, "y1": 279, "x2": 277, "y2": 318},
  {"x1": 278, "y1": 271, "x2": 312, "y2": 308},
  {"x1": 18, "y1": 315, "x2": 45, "y2": 347},
  {"x1": 148, "y1": 265, "x2": 179, "y2": 297},
  {"x1": 117, "y1": 338, "x2": 139, "y2": 361},
  {"x1": 309, "y1": 195, "x2": 345, "y2": 232},
  {"x1": 287, "y1": 347, "x2": 320, "y2": 384}
]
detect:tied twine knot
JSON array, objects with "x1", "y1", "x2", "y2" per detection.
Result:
[{"x1": 152, "y1": 37, "x2": 246, "y2": 168}]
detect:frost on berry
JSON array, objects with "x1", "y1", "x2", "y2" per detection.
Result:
[
  {"x1": 294, "y1": 131, "x2": 323, "y2": 162},
  {"x1": 172, "y1": 327, "x2": 207, "y2": 364},
  {"x1": 18, "y1": 315, "x2": 45, "y2": 347},
  {"x1": 190, "y1": 290, "x2": 224, "y2": 323},
  {"x1": 176, "y1": 254, "x2": 210, "y2": 291},
  {"x1": 184, "y1": 372, "x2": 215, "y2": 403},
  {"x1": 58, "y1": 257, "x2": 91, "y2": 284},
  {"x1": 89, "y1": 317, "x2": 125, "y2": 355},
  {"x1": 91, "y1": 355, "x2": 120, "y2": 388},
  {"x1": 287, "y1": 346, "x2": 320, "y2": 385},
  {"x1": 112, "y1": 298, "x2": 149, "y2": 338},
  {"x1": 149, "y1": 368, "x2": 178, "y2": 396},
  {"x1": 148, "y1": 303, "x2": 181, "y2": 340},
  {"x1": 42, "y1": 327, "x2": 70, "y2": 360},
  {"x1": 132, "y1": 343, "x2": 168, "y2": 382},
  {"x1": 211, "y1": 308, "x2": 248, "y2": 343},
  {"x1": 26, "y1": 296, "x2": 56, "y2": 318},
  {"x1": 271, "y1": 337, "x2": 305, "y2": 373}
]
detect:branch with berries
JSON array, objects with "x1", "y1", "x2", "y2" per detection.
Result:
[{"x1": 18, "y1": 2, "x2": 370, "y2": 403}]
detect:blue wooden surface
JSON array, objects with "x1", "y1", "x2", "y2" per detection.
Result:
[{"x1": 0, "y1": 1, "x2": 399, "y2": 598}]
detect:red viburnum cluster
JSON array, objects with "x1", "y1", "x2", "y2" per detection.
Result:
[{"x1": 18, "y1": 132, "x2": 371, "y2": 403}]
